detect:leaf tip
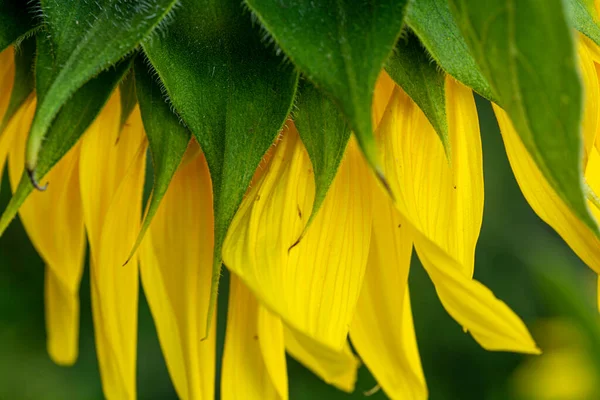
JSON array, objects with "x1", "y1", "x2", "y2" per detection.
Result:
[{"x1": 26, "y1": 168, "x2": 48, "y2": 191}]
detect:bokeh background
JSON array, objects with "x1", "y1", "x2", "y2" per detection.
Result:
[{"x1": 0, "y1": 97, "x2": 599, "y2": 399}]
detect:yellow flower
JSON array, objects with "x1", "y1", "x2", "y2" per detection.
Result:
[
  {"x1": 493, "y1": 34, "x2": 600, "y2": 309},
  {"x1": 222, "y1": 71, "x2": 539, "y2": 399},
  {"x1": 0, "y1": 42, "x2": 539, "y2": 399}
]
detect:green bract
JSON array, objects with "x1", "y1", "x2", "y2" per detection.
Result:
[
  {"x1": 0, "y1": 57, "x2": 132, "y2": 234},
  {"x1": 449, "y1": 0, "x2": 598, "y2": 235},
  {"x1": 25, "y1": 0, "x2": 179, "y2": 179},
  {"x1": 386, "y1": 33, "x2": 449, "y2": 157},
  {"x1": 294, "y1": 80, "x2": 351, "y2": 230},
  {"x1": 246, "y1": 0, "x2": 409, "y2": 181},
  {"x1": 142, "y1": 0, "x2": 299, "y2": 333},
  {"x1": 127, "y1": 57, "x2": 191, "y2": 263}
]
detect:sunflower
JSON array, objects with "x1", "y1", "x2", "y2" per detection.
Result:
[
  {"x1": 0, "y1": 40, "x2": 540, "y2": 399},
  {"x1": 2, "y1": 0, "x2": 600, "y2": 399}
]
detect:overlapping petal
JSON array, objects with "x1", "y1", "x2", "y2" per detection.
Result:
[
  {"x1": 378, "y1": 77, "x2": 538, "y2": 353},
  {"x1": 79, "y1": 93, "x2": 147, "y2": 399},
  {"x1": 350, "y1": 179, "x2": 426, "y2": 399},
  {"x1": 222, "y1": 123, "x2": 372, "y2": 350},
  {"x1": 7, "y1": 95, "x2": 85, "y2": 365},
  {"x1": 284, "y1": 326, "x2": 359, "y2": 393},
  {"x1": 139, "y1": 143, "x2": 215, "y2": 400},
  {"x1": 221, "y1": 274, "x2": 287, "y2": 400}
]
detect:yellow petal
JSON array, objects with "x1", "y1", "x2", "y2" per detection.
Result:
[
  {"x1": 284, "y1": 326, "x2": 359, "y2": 393},
  {"x1": 578, "y1": 38, "x2": 600, "y2": 162},
  {"x1": 8, "y1": 96, "x2": 85, "y2": 365},
  {"x1": 495, "y1": 105, "x2": 600, "y2": 275},
  {"x1": 79, "y1": 93, "x2": 146, "y2": 399},
  {"x1": 221, "y1": 274, "x2": 287, "y2": 400},
  {"x1": 379, "y1": 78, "x2": 538, "y2": 353},
  {"x1": 372, "y1": 70, "x2": 395, "y2": 128},
  {"x1": 139, "y1": 144, "x2": 215, "y2": 400},
  {"x1": 222, "y1": 124, "x2": 372, "y2": 349},
  {"x1": 0, "y1": 46, "x2": 15, "y2": 123},
  {"x1": 0, "y1": 96, "x2": 32, "y2": 193},
  {"x1": 0, "y1": 46, "x2": 17, "y2": 189},
  {"x1": 258, "y1": 306, "x2": 289, "y2": 399},
  {"x1": 350, "y1": 182, "x2": 427, "y2": 399}
]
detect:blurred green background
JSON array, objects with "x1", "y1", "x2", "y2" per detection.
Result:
[{"x1": 0, "y1": 98, "x2": 599, "y2": 399}]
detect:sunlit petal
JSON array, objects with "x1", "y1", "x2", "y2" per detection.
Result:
[
  {"x1": 79, "y1": 93, "x2": 146, "y2": 399},
  {"x1": 8, "y1": 96, "x2": 85, "y2": 365},
  {"x1": 379, "y1": 77, "x2": 538, "y2": 353},
  {"x1": 222, "y1": 124, "x2": 372, "y2": 349},
  {"x1": 140, "y1": 143, "x2": 215, "y2": 400},
  {"x1": 350, "y1": 181, "x2": 427, "y2": 399},
  {"x1": 221, "y1": 275, "x2": 287, "y2": 400}
]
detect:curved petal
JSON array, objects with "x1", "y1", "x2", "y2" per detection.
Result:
[
  {"x1": 372, "y1": 71, "x2": 395, "y2": 129},
  {"x1": 139, "y1": 144, "x2": 215, "y2": 400},
  {"x1": 0, "y1": 46, "x2": 16, "y2": 186},
  {"x1": 1, "y1": 96, "x2": 31, "y2": 193},
  {"x1": 578, "y1": 38, "x2": 600, "y2": 164},
  {"x1": 222, "y1": 124, "x2": 372, "y2": 349},
  {"x1": 379, "y1": 78, "x2": 538, "y2": 353},
  {"x1": 221, "y1": 275, "x2": 287, "y2": 400},
  {"x1": 79, "y1": 94, "x2": 146, "y2": 399},
  {"x1": 350, "y1": 181, "x2": 427, "y2": 399},
  {"x1": 495, "y1": 105, "x2": 600, "y2": 275},
  {"x1": 284, "y1": 326, "x2": 359, "y2": 393},
  {"x1": 0, "y1": 46, "x2": 14, "y2": 123},
  {"x1": 8, "y1": 96, "x2": 85, "y2": 365}
]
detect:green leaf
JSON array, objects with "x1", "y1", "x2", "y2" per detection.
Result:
[
  {"x1": 245, "y1": 0, "x2": 408, "y2": 179},
  {"x1": 566, "y1": 0, "x2": 600, "y2": 46},
  {"x1": 449, "y1": 0, "x2": 598, "y2": 234},
  {"x1": 405, "y1": 0, "x2": 494, "y2": 101},
  {"x1": 0, "y1": 0, "x2": 37, "y2": 51},
  {"x1": 0, "y1": 35, "x2": 36, "y2": 133},
  {"x1": 294, "y1": 80, "x2": 351, "y2": 232},
  {"x1": 125, "y1": 57, "x2": 191, "y2": 264},
  {"x1": 385, "y1": 33, "x2": 449, "y2": 157},
  {"x1": 119, "y1": 69, "x2": 138, "y2": 131},
  {"x1": 0, "y1": 57, "x2": 132, "y2": 235},
  {"x1": 25, "y1": 0, "x2": 179, "y2": 179},
  {"x1": 142, "y1": 0, "x2": 299, "y2": 335}
]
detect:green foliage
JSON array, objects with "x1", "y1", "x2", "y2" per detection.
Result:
[
  {"x1": 386, "y1": 32, "x2": 449, "y2": 156},
  {"x1": 0, "y1": 36, "x2": 35, "y2": 133},
  {"x1": 127, "y1": 57, "x2": 191, "y2": 263},
  {"x1": 406, "y1": 0, "x2": 494, "y2": 101},
  {"x1": 449, "y1": 0, "x2": 598, "y2": 234},
  {"x1": 142, "y1": 0, "x2": 299, "y2": 334},
  {"x1": 119, "y1": 70, "x2": 138, "y2": 131},
  {"x1": 0, "y1": 56, "x2": 132, "y2": 235},
  {"x1": 25, "y1": 0, "x2": 179, "y2": 179},
  {"x1": 245, "y1": 0, "x2": 408, "y2": 179},
  {"x1": 294, "y1": 80, "x2": 351, "y2": 230},
  {"x1": 566, "y1": 0, "x2": 600, "y2": 46},
  {"x1": 0, "y1": 0, "x2": 37, "y2": 51}
]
